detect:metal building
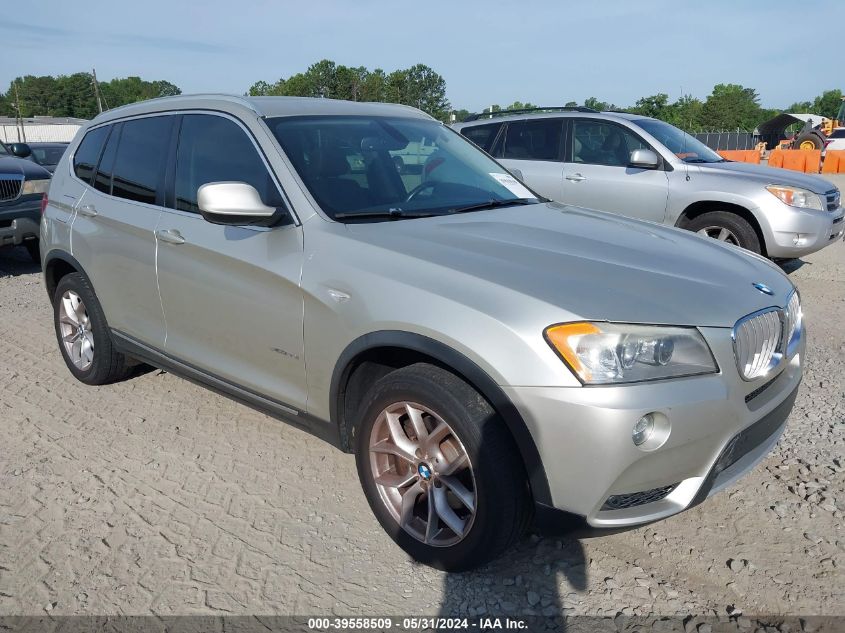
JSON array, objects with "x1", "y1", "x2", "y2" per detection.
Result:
[{"x1": 0, "y1": 116, "x2": 88, "y2": 143}]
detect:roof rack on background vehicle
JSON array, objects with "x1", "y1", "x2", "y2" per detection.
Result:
[{"x1": 462, "y1": 106, "x2": 599, "y2": 122}]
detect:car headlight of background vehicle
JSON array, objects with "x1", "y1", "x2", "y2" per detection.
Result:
[
  {"x1": 765, "y1": 185, "x2": 823, "y2": 211},
  {"x1": 21, "y1": 179, "x2": 51, "y2": 195},
  {"x1": 544, "y1": 322, "x2": 718, "y2": 384}
]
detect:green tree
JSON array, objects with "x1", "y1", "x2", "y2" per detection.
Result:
[
  {"x1": 811, "y1": 89, "x2": 843, "y2": 119},
  {"x1": 701, "y1": 84, "x2": 762, "y2": 131},
  {"x1": 665, "y1": 95, "x2": 704, "y2": 131},
  {"x1": 360, "y1": 69, "x2": 387, "y2": 102},
  {"x1": 630, "y1": 93, "x2": 669, "y2": 119}
]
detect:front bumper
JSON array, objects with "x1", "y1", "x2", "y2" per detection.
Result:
[
  {"x1": 0, "y1": 196, "x2": 41, "y2": 247},
  {"x1": 506, "y1": 326, "x2": 803, "y2": 528},
  {"x1": 757, "y1": 198, "x2": 844, "y2": 258}
]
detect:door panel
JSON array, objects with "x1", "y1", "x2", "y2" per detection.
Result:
[
  {"x1": 70, "y1": 118, "x2": 169, "y2": 347},
  {"x1": 156, "y1": 214, "x2": 307, "y2": 408},
  {"x1": 498, "y1": 118, "x2": 565, "y2": 200},
  {"x1": 499, "y1": 158, "x2": 563, "y2": 200},
  {"x1": 563, "y1": 119, "x2": 669, "y2": 223},
  {"x1": 156, "y1": 112, "x2": 306, "y2": 409}
]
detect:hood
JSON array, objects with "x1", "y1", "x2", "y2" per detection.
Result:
[
  {"x1": 699, "y1": 160, "x2": 836, "y2": 193},
  {"x1": 345, "y1": 203, "x2": 794, "y2": 328},
  {"x1": 0, "y1": 155, "x2": 52, "y2": 180}
]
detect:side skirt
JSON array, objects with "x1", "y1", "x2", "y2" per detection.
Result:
[{"x1": 111, "y1": 330, "x2": 342, "y2": 448}]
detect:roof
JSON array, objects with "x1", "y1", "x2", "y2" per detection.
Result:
[
  {"x1": 453, "y1": 110, "x2": 648, "y2": 128},
  {"x1": 89, "y1": 94, "x2": 433, "y2": 126},
  {"x1": 756, "y1": 113, "x2": 829, "y2": 135},
  {"x1": 0, "y1": 116, "x2": 88, "y2": 126}
]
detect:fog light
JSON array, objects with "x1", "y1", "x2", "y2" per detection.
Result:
[{"x1": 632, "y1": 414, "x2": 655, "y2": 446}]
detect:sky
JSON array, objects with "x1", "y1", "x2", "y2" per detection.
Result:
[{"x1": 1, "y1": 0, "x2": 838, "y2": 112}]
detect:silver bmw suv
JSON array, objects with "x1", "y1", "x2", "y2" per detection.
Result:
[
  {"x1": 454, "y1": 107, "x2": 844, "y2": 259},
  {"x1": 41, "y1": 95, "x2": 804, "y2": 570}
]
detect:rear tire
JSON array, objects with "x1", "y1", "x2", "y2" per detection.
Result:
[
  {"x1": 795, "y1": 131, "x2": 824, "y2": 151},
  {"x1": 686, "y1": 211, "x2": 761, "y2": 254},
  {"x1": 53, "y1": 273, "x2": 134, "y2": 385},
  {"x1": 354, "y1": 363, "x2": 530, "y2": 571}
]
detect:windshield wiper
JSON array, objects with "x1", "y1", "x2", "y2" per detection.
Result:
[
  {"x1": 333, "y1": 209, "x2": 437, "y2": 220},
  {"x1": 448, "y1": 198, "x2": 540, "y2": 215}
]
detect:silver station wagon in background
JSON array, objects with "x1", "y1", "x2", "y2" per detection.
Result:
[
  {"x1": 42, "y1": 95, "x2": 803, "y2": 570},
  {"x1": 454, "y1": 107, "x2": 844, "y2": 259}
]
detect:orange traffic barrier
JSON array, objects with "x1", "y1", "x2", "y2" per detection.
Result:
[
  {"x1": 822, "y1": 150, "x2": 845, "y2": 174},
  {"x1": 767, "y1": 149, "x2": 821, "y2": 173},
  {"x1": 717, "y1": 150, "x2": 761, "y2": 164}
]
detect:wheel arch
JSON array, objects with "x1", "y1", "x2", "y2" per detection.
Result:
[
  {"x1": 675, "y1": 201, "x2": 767, "y2": 257},
  {"x1": 330, "y1": 330, "x2": 553, "y2": 506},
  {"x1": 43, "y1": 250, "x2": 88, "y2": 304}
]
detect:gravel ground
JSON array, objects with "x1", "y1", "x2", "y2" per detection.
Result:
[{"x1": 0, "y1": 221, "x2": 842, "y2": 622}]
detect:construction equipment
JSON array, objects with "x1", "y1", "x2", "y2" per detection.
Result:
[{"x1": 794, "y1": 96, "x2": 845, "y2": 150}]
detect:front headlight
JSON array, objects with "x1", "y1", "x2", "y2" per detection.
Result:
[
  {"x1": 21, "y1": 179, "x2": 50, "y2": 195},
  {"x1": 765, "y1": 185, "x2": 823, "y2": 210},
  {"x1": 544, "y1": 322, "x2": 718, "y2": 385}
]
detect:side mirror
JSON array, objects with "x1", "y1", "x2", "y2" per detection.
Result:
[
  {"x1": 197, "y1": 182, "x2": 279, "y2": 226},
  {"x1": 9, "y1": 143, "x2": 32, "y2": 158},
  {"x1": 629, "y1": 148, "x2": 660, "y2": 169}
]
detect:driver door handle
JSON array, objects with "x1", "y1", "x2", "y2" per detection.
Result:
[
  {"x1": 78, "y1": 204, "x2": 98, "y2": 217},
  {"x1": 566, "y1": 173, "x2": 586, "y2": 183},
  {"x1": 156, "y1": 229, "x2": 186, "y2": 245}
]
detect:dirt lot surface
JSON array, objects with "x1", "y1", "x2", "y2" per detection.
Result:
[{"x1": 0, "y1": 229, "x2": 842, "y2": 621}]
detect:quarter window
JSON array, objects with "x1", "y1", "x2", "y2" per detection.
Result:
[
  {"x1": 73, "y1": 126, "x2": 109, "y2": 184},
  {"x1": 174, "y1": 114, "x2": 281, "y2": 213},
  {"x1": 111, "y1": 117, "x2": 173, "y2": 205},
  {"x1": 503, "y1": 119, "x2": 563, "y2": 161},
  {"x1": 571, "y1": 120, "x2": 649, "y2": 167},
  {"x1": 460, "y1": 123, "x2": 503, "y2": 154}
]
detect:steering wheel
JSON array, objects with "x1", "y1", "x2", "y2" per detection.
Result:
[{"x1": 404, "y1": 181, "x2": 438, "y2": 203}]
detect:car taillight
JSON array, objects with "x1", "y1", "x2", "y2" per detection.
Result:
[{"x1": 40, "y1": 193, "x2": 48, "y2": 216}]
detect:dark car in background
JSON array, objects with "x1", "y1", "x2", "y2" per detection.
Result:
[
  {"x1": 27, "y1": 142, "x2": 69, "y2": 173},
  {"x1": 0, "y1": 141, "x2": 52, "y2": 262}
]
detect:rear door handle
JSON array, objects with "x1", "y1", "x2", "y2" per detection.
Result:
[
  {"x1": 78, "y1": 204, "x2": 98, "y2": 217},
  {"x1": 156, "y1": 229, "x2": 186, "y2": 245},
  {"x1": 566, "y1": 173, "x2": 586, "y2": 182}
]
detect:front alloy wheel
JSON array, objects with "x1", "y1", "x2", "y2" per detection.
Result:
[
  {"x1": 58, "y1": 290, "x2": 95, "y2": 371},
  {"x1": 369, "y1": 401, "x2": 477, "y2": 546},
  {"x1": 355, "y1": 363, "x2": 530, "y2": 571}
]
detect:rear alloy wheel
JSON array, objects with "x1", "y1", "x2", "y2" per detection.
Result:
[
  {"x1": 53, "y1": 273, "x2": 134, "y2": 385},
  {"x1": 355, "y1": 363, "x2": 530, "y2": 571},
  {"x1": 686, "y1": 210, "x2": 761, "y2": 254}
]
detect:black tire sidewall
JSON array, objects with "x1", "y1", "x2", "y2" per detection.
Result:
[
  {"x1": 354, "y1": 365, "x2": 526, "y2": 571},
  {"x1": 53, "y1": 273, "x2": 121, "y2": 385},
  {"x1": 687, "y1": 211, "x2": 761, "y2": 254}
]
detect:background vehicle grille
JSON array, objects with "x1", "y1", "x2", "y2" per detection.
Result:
[
  {"x1": 601, "y1": 484, "x2": 678, "y2": 510},
  {"x1": 0, "y1": 176, "x2": 23, "y2": 202},
  {"x1": 733, "y1": 308, "x2": 782, "y2": 380},
  {"x1": 825, "y1": 189, "x2": 840, "y2": 212}
]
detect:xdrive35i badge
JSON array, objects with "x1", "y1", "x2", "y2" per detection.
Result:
[{"x1": 752, "y1": 282, "x2": 774, "y2": 296}]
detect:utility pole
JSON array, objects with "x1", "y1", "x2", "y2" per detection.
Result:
[
  {"x1": 92, "y1": 68, "x2": 103, "y2": 114},
  {"x1": 13, "y1": 81, "x2": 25, "y2": 142}
]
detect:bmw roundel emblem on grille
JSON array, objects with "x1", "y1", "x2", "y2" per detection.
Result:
[{"x1": 752, "y1": 282, "x2": 774, "y2": 296}]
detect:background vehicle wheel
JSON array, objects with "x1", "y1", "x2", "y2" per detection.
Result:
[
  {"x1": 24, "y1": 239, "x2": 40, "y2": 264},
  {"x1": 53, "y1": 273, "x2": 134, "y2": 385},
  {"x1": 355, "y1": 363, "x2": 530, "y2": 571},
  {"x1": 794, "y1": 131, "x2": 824, "y2": 151},
  {"x1": 686, "y1": 211, "x2": 761, "y2": 254}
]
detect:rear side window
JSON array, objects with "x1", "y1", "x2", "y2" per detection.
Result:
[
  {"x1": 460, "y1": 123, "x2": 503, "y2": 154},
  {"x1": 94, "y1": 124, "x2": 121, "y2": 195},
  {"x1": 174, "y1": 114, "x2": 281, "y2": 213},
  {"x1": 73, "y1": 126, "x2": 109, "y2": 183},
  {"x1": 503, "y1": 119, "x2": 563, "y2": 161},
  {"x1": 111, "y1": 116, "x2": 173, "y2": 205}
]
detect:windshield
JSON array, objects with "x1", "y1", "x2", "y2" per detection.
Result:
[
  {"x1": 268, "y1": 115, "x2": 539, "y2": 221},
  {"x1": 633, "y1": 119, "x2": 724, "y2": 163}
]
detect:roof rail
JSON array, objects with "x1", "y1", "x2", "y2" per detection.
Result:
[{"x1": 463, "y1": 106, "x2": 599, "y2": 122}]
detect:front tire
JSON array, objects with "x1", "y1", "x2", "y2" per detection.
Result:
[
  {"x1": 794, "y1": 131, "x2": 824, "y2": 151},
  {"x1": 686, "y1": 211, "x2": 761, "y2": 254},
  {"x1": 354, "y1": 363, "x2": 530, "y2": 571},
  {"x1": 53, "y1": 273, "x2": 134, "y2": 385}
]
